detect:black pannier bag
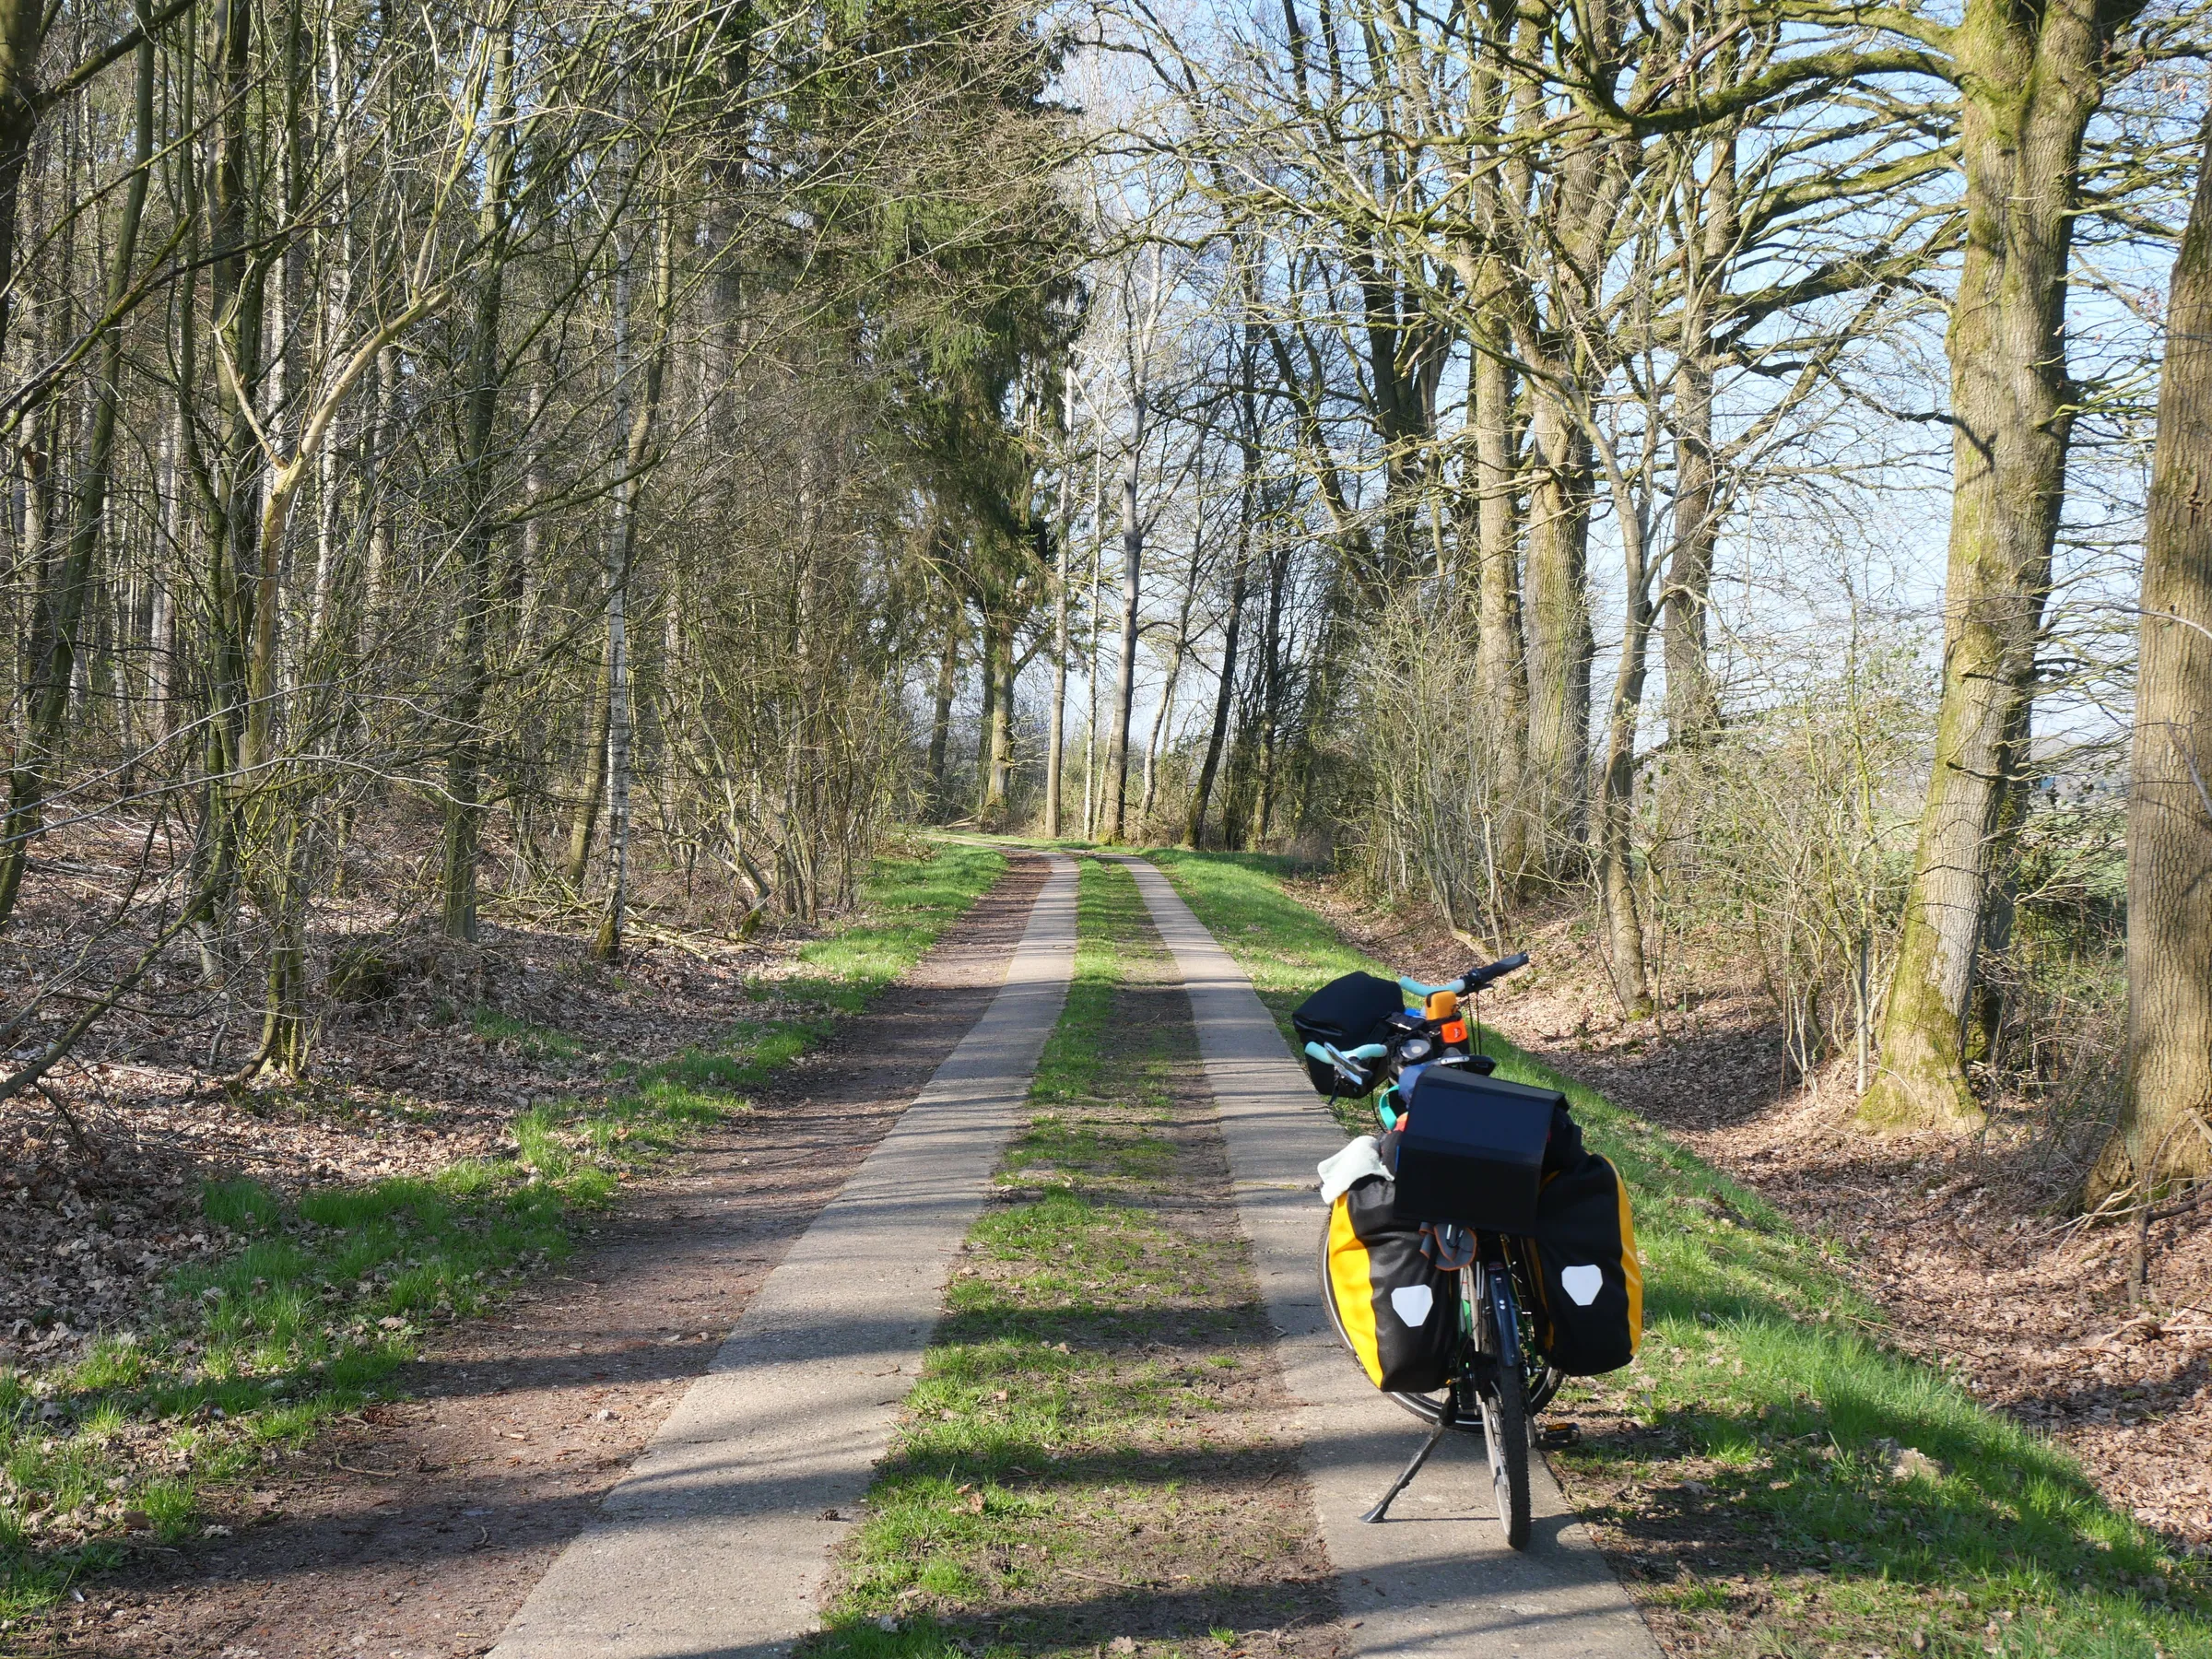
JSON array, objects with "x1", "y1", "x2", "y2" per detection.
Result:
[
  {"x1": 1394, "y1": 1066, "x2": 1562, "y2": 1234},
  {"x1": 1323, "y1": 1171, "x2": 1461, "y2": 1392},
  {"x1": 1291, "y1": 971, "x2": 1406, "y2": 1096},
  {"x1": 1527, "y1": 1149, "x2": 1643, "y2": 1375}
]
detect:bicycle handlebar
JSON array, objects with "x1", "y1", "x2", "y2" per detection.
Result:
[
  {"x1": 1304, "y1": 1040, "x2": 1387, "y2": 1081},
  {"x1": 1397, "y1": 952, "x2": 1529, "y2": 1000}
]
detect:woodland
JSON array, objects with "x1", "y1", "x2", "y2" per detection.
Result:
[{"x1": 1, "y1": 0, "x2": 2210, "y2": 1339}]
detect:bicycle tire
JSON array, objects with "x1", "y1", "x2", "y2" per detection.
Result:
[
  {"x1": 1315, "y1": 1210, "x2": 1481, "y2": 1434},
  {"x1": 1477, "y1": 1272, "x2": 1534, "y2": 1550},
  {"x1": 1482, "y1": 1359, "x2": 1532, "y2": 1548},
  {"x1": 1526, "y1": 1361, "x2": 1563, "y2": 1415}
]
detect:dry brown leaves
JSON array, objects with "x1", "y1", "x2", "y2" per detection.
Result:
[{"x1": 0, "y1": 818, "x2": 819, "y2": 1375}]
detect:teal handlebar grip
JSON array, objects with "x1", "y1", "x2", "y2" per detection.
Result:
[{"x1": 1397, "y1": 974, "x2": 1461, "y2": 999}]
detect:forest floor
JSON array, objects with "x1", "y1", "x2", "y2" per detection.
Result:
[
  {"x1": 0, "y1": 828, "x2": 1020, "y2": 1651},
  {"x1": 1288, "y1": 877, "x2": 2212, "y2": 1561}
]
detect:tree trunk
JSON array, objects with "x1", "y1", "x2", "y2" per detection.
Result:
[
  {"x1": 1138, "y1": 543, "x2": 1196, "y2": 833},
  {"x1": 0, "y1": 0, "x2": 48, "y2": 398},
  {"x1": 566, "y1": 639, "x2": 613, "y2": 886},
  {"x1": 1660, "y1": 132, "x2": 1735, "y2": 748},
  {"x1": 0, "y1": 27, "x2": 151, "y2": 927},
  {"x1": 363, "y1": 343, "x2": 396, "y2": 612},
  {"x1": 1102, "y1": 390, "x2": 1147, "y2": 841},
  {"x1": 992, "y1": 637, "x2": 1014, "y2": 822},
  {"x1": 440, "y1": 13, "x2": 517, "y2": 943},
  {"x1": 1594, "y1": 453, "x2": 1656, "y2": 1015},
  {"x1": 1470, "y1": 285, "x2": 1530, "y2": 893},
  {"x1": 1523, "y1": 393, "x2": 1592, "y2": 858},
  {"x1": 1187, "y1": 364, "x2": 1253, "y2": 851},
  {"x1": 1082, "y1": 449, "x2": 1104, "y2": 838},
  {"x1": 1046, "y1": 370, "x2": 1073, "y2": 838},
  {"x1": 926, "y1": 601, "x2": 959, "y2": 816},
  {"x1": 978, "y1": 607, "x2": 1011, "y2": 828},
  {"x1": 1861, "y1": 0, "x2": 2117, "y2": 1134},
  {"x1": 974, "y1": 608, "x2": 998, "y2": 820},
  {"x1": 591, "y1": 197, "x2": 676, "y2": 964},
  {"x1": 2088, "y1": 109, "x2": 2212, "y2": 1202}
]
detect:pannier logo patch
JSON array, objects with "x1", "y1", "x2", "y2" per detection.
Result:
[
  {"x1": 1561, "y1": 1265, "x2": 1604, "y2": 1306},
  {"x1": 1389, "y1": 1285, "x2": 1435, "y2": 1326}
]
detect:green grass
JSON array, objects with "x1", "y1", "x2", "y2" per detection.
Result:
[
  {"x1": 1144, "y1": 846, "x2": 2212, "y2": 1659},
  {"x1": 809, "y1": 859, "x2": 1326, "y2": 1659},
  {"x1": 470, "y1": 1007, "x2": 587, "y2": 1063},
  {"x1": 784, "y1": 841, "x2": 1013, "y2": 1015},
  {"x1": 0, "y1": 838, "x2": 1006, "y2": 1626}
]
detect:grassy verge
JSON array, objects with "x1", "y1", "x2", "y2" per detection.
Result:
[
  {"x1": 0, "y1": 838, "x2": 1005, "y2": 1626},
  {"x1": 1145, "y1": 847, "x2": 2211, "y2": 1659},
  {"x1": 807, "y1": 857, "x2": 1336, "y2": 1659}
]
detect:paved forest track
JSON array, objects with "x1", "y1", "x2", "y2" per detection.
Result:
[{"x1": 50, "y1": 848, "x2": 1661, "y2": 1659}]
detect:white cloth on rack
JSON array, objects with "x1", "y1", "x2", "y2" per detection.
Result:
[{"x1": 1316, "y1": 1135, "x2": 1391, "y2": 1205}]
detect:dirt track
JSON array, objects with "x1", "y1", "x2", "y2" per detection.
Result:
[{"x1": 45, "y1": 856, "x2": 1050, "y2": 1659}]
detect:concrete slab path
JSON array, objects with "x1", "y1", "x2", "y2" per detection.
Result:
[
  {"x1": 1111, "y1": 853, "x2": 1660, "y2": 1659},
  {"x1": 488, "y1": 852, "x2": 1079, "y2": 1659}
]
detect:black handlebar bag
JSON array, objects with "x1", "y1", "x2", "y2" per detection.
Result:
[
  {"x1": 1323, "y1": 1172, "x2": 1460, "y2": 1392},
  {"x1": 1528, "y1": 1150, "x2": 1643, "y2": 1375},
  {"x1": 1291, "y1": 971, "x2": 1406, "y2": 1096}
]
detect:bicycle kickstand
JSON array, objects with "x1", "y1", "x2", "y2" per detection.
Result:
[{"x1": 1360, "y1": 1408, "x2": 1453, "y2": 1524}]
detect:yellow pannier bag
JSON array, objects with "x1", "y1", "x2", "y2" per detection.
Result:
[{"x1": 1322, "y1": 1174, "x2": 1459, "y2": 1393}]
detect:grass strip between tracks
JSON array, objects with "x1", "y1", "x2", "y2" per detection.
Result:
[
  {"x1": 0, "y1": 838, "x2": 1006, "y2": 1626},
  {"x1": 810, "y1": 856, "x2": 1336, "y2": 1659},
  {"x1": 1143, "y1": 847, "x2": 2210, "y2": 1659}
]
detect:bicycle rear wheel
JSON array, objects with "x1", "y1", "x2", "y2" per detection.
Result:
[{"x1": 1316, "y1": 1209, "x2": 1482, "y2": 1433}]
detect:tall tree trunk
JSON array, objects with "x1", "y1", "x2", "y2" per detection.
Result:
[
  {"x1": 1082, "y1": 450, "x2": 1103, "y2": 838},
  {"x1": 149, "y1": 408, "x2": 182, "y2": 739},
  {"x1": 363, "y1": 343, "x2": 396, "y2": 612},
  {"x1": 0, "y1": 26, "x2": 152, "y2": 927},
  {"x1": 974, "y1": 608, "x2": 998, "y2": 820},
  {"x1": 990, "y1": 633, "x2": 1014, "y2": 824},
  {"x1": 1861, "y1": 0, "x2": 2122, "y2": 1134},
  {"x1": 1045, "y1": 370, "x2": 1073, "y2": 838},
  {"x1": 592, "y1": 195, "x2": 676, "y2": 964},
  {"x1": 1138, "y1": 541, "x2": 1196, "y2": 833},
  {"x1": 1102, "y1": 390, "x2": 1147, "y2": 841},
  {"x1": 0, "y1": 0, "x2": 48, "y2": 398},
  {"x1": 1187, "y1": 356, "x2": 1254, "y2": 850},
  {"x1": 1661, "y1": 130, "x2": 1735, "y2": 748},
  {"x1": 926, "y1": 600, "x2": 959, "y2": 816},
  {"x1": 1470, "y1": 282, "x2": 1529, "y2": 892},
  {"x1": 2088, "y1": 109, "x2": 2212, "y2": 1202},
  {"x1": 1594, "y1": 452, "x2": 1656, "y2": 1015},
  {"x1": 978, "y1": 607, "x2": 1011, "y2": 828},
  {"x1": 440, "y1": 13, "x2": 517, "y2": 942},
  {"x1": 1662, "y1": 345, "x2": 1723, "y2": 745},
  {"x1": 566, "y1": 639, "x2": 613, "y2": 886},
  {"x1": 1523, "y1": 394, "x2": 1592, "y2": 860}
]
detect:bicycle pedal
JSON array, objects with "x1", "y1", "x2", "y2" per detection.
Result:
[{"x1": 1535, "y1": 1422, "x2": 1580, "y2": 1449}]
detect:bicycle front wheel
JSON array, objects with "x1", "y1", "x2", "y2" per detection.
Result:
[
  {"x1": 1476, "y1": 1265, "x2": 1533, "y2": 1552},
  {"x1": 1479, "y1": 1356, "x2": 1531, "y2": 1549}
]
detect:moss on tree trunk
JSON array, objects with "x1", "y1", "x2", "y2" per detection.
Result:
[{"x1": 1861, "y1": 0, "x2": 2123, "y2": 1134}]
